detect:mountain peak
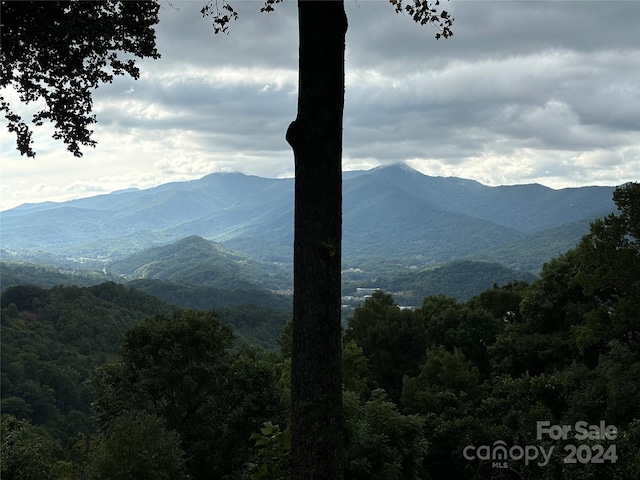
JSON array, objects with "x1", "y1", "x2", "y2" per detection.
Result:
[
  {"x1": 372, "y1": 162, "x2": 422, "y2": 175},
  {"x1": 176, "y1": 235, "x2": 211, "y2": 246}
]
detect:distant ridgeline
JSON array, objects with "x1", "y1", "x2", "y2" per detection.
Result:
[{"x1": 0, "y1": 164, "x2": 616, "y2": 275}]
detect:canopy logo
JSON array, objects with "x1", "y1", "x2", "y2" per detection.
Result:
[
  {"x1": 463, "y1": 420, "x2": 618, "y2": 469},
  {"x1": 463, "y1": 441, "x2": 553, "y2": 467}
]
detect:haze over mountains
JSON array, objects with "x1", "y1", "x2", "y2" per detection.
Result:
[{"x1": 1, "y1": 163, "x2": 616, "y2": 271}]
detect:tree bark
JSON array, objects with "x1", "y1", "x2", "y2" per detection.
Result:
[{"x1": 287, "y1": 1, "x2": 347, "y2": 478}]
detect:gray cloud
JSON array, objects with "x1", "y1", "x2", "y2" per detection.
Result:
[{"x1": 1, "y1": 0, "x2": 638, "y2": 209}]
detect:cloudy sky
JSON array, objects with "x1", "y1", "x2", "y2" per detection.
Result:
[{"x1": 1, "y1": 0, "x2": 639, "y2": 210}]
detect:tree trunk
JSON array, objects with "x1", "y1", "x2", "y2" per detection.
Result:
[{"x1": 286, "y1": 1, "x2": 347, "y2": 478}]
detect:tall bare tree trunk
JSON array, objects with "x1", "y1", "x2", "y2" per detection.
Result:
[{"x1": 286, "y1": 1, "x2": 347, "y2": 478}]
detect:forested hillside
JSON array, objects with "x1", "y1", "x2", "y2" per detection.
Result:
[
  {"x1": 0, "y1": 283, "x2": 173, "y2": 448},
  {"x1": 467, "y1": 217, "x2": 596, "y2": 272},
  {"x1": 0, "y1": 262, "x2": 112, "y2": 290},
  {"x1": 1, "y1": 183, "x2": 638, "y2": 479},
  {"x1": 107, "y1": 235, "x2": 291, "y2": 291},
  {"x1": 346, "y1": 259, "x2": 536, "y2": 304},
  {"x1": 0, "y1": 280, "x2": 290, "y2": 448}
]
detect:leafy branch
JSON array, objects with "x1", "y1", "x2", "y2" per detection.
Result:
[{"x1": 390, "y1": 0, "x2": 454, "y2": 39}]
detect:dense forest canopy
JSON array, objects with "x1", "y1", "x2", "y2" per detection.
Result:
[{"x1": 1, "y1": 183, "x2": 638, "y2": 479}]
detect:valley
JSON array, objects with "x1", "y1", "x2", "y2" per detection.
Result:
[{"x1": 0, "y1": 164, "x2": 616, "y2": 311}]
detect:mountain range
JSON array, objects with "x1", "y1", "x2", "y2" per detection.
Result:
[{"x1": 1, "y1": 163, "x2": 616, "y2": 275}]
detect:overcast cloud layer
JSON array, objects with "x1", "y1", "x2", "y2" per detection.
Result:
[{"x1": 1, "y1": 0, "x2": 639, "y2": 210}]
